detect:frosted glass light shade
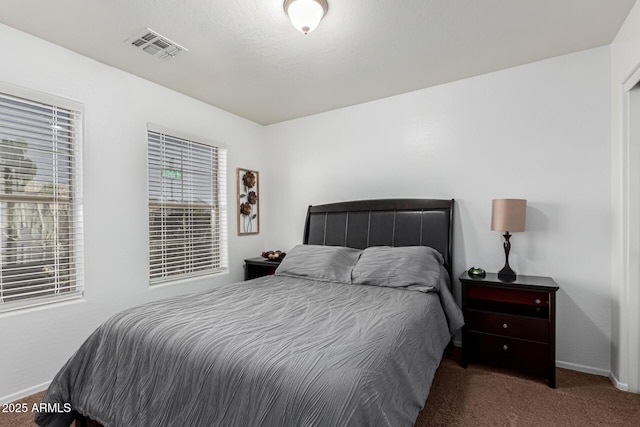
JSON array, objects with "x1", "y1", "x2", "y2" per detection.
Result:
[{"x1": 284, "y1": 0, "x2": 328, "y2": 34}]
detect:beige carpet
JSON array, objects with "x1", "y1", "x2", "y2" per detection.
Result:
[
  {"x1": 416, "y1": 358, "x2": 640, "y2": 426},
  {"x1": 2, "y1": 358, "x2": 639, "y2": 426}
]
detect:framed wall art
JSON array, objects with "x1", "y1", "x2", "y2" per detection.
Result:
[{"x1": 237, "y1": 168, "x2": 259, "y2": 235}]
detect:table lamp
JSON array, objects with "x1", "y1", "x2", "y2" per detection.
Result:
[{"x1": 491, "y1": 199, "x2": 526, "y2": 282}]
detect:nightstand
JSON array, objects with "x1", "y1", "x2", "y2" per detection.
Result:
[
  {"x1": 244, "y1": 257, "x2": 281, "y2": 280},
  {"x1": 460, "y1": 271, "x2": 559, "y2": 388}
]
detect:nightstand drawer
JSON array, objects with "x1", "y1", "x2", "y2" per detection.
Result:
[
  {"x1": 466, "y1": 332, "x2": 548, "y2": 375},
  {"x1": 466, "y1": 309, "x2": 549, "y2": 342},
  {"x1": 468, "y1": 286, "x2": 549, "y2": 307}
]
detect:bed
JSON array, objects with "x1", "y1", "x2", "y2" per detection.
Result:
[{"x1": 35, "y1": 198, "x2": 463, "y2": 427}]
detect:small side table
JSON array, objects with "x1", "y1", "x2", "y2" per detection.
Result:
[
  {"x1": 244, "y1": 257, "x2": 281, "y2": 280},
  {"x1": 460, "y1": 271, "x2": 559, "y2": 388}
]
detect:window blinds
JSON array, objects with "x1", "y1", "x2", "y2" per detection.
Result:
[
  {"x1": 147, "y1": 127, "x2": 227, "y2": 284},
  {"x1": 0, "y1": 89, "x2": 83, "y2": 311}
]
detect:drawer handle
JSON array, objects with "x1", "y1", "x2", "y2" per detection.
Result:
[
  {"x1": 502, "y1": 323, "x2": 508, "y2": 329},
  {"x1": 535, "y1": 299, "x2": 541, "y2": 304},
  {"x1": 503, "y1": 345, "x2": 509, "y2": 351}
]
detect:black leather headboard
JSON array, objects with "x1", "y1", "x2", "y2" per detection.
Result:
[{"x1": 303, "y1": 199, "x2": 454, "y2": 279}]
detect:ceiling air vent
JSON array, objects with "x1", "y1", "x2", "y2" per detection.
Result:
[{"x1": 127, "y1": 28, "x2": 188, "y2": 60}]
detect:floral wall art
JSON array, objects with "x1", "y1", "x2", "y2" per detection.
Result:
[{"x1": 237, "y1": 168, "x2": 259, "y2": 235}]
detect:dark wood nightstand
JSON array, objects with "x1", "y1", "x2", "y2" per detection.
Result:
[
  {"x1": 244, "y1": 257, "x2": 281, "y2": 280},
  {"x1": 460, "y1": 271, "x2": 559, "y2": 388}
]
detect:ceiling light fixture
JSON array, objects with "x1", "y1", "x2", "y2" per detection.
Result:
[{"x1": 284, "y1": 0, "x2": 328, "y2": 34}]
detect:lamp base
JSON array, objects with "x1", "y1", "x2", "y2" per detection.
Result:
[{"x1": 498, "y1": 264, "x2": 516, "y2": 282}]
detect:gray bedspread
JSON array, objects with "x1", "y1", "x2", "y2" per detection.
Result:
[{"x1": 36, "y1": 273, "x2": 462, "y2": 427}]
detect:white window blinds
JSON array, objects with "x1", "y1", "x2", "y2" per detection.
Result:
[
  {"x1": 0, "y1": 88, "x2": 83, "y2": 312},
  {"x1": 147, "y1": 126, "x2": 227, "y2": 284}
]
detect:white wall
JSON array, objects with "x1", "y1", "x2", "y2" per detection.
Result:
[
  {"x1": 610, "y1": 0, "x2": 640, "y2": 392},
  {"x1": 263, "y1": 47, "x2": 613, "y2": 375},
  {"x1": 0, "y1": 24, "x2": 266, "y2": 403}
]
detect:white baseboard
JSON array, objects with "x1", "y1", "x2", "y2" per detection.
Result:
[
  {"x1": 555, "y1": 360, "x2": 609, "y2": 377},
  {"x1": 557, "y1": 362, "x2": 631, "y2": 392},
  {"x1": 554, "y1": 360, "x2": 632, "y2": 391},
  {"x1": 0, "y1": 381, "x2": 50, "y2": 406},
  {"x1": 608, "y1": 371, "x2": 630, "y2": 391}
]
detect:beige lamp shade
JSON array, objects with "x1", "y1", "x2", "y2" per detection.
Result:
[{"x1": 491, "y1": 199, "x2": 527, "y2": 232}]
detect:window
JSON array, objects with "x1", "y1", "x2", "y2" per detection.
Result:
[
  {"x1": 147, "y1": 125, "x2": 227, "y2": 284},
  {"x1": 0, "y1": 86, "x2": 83, "y2": 311}
]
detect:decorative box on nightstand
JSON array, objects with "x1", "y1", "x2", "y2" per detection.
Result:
[
  {"x1": 460, "y1": 271, "x2": 559, "y2": 388},
  {"x1": 244, "y1": 257, "x2": 281, "y2": 280}
]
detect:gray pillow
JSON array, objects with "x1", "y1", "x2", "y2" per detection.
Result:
[
  {"x1": 351, "y1": 246, "x2": 444, "y2": 292},
  {"x1": 274, "y1": 244, "x2": 362, "y2": 283}
]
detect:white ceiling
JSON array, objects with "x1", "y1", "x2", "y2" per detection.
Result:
[{"x1": 0, "y1": 0, "x2": 636, "y2": 125}]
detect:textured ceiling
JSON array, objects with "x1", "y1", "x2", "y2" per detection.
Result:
[{"x1": 0, "y1": 0, "x2": 636, "y2": 125}]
